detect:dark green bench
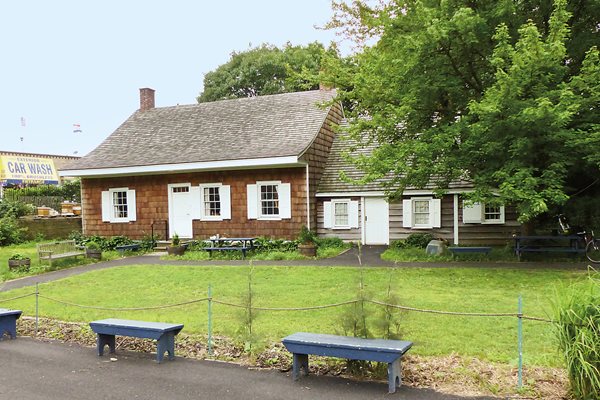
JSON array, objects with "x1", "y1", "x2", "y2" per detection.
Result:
[
  {"x1": 0, "y1": 308, "x2": 22, "y2": 340},
  {"x1": 282, "y1": 332, "x2": 413, "y2": 394}
]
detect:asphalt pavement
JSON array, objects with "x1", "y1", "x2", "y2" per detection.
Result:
[{"x1": 0, "y1": 338, "x2": 494, "y2": 400}]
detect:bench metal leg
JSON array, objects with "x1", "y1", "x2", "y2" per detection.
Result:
[
  {"x1": 292, "y1": 353, "x2": 309, "y2": 380},
  {"x1": 97, "y1": 334, "x2": 116, "y2": 356},
  {"x1": 156, "y1": 332, "x2": 176, "y2": 363},
  {"x1": 387, "y1": 357, "x2": 402, "y2": 394},
  {"x1": 0, "y1": 317, "x2": 17, "y2": 340}
]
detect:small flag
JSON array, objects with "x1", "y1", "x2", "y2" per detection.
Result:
[
  {"x1": 73, "y1": 123, "x2": 82, "y2": 133},
  {"x1": 20, "y1": 117, "x2": 26, "y2": 127}
]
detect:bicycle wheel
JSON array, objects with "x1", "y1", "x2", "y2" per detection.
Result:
[{"x1": 585, "y1": 239, "x2": 600, "y2": 263}]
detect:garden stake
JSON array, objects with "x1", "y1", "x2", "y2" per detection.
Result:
[
  {"x1": 518, "y1": 295, "x2": 523, "y2": 389},
  {"x1": 208, "y1": 284, "x2": 213, "y2": 356},
  {"x1": 35, "y1": 282, "x2": 39, "y2": 336}
]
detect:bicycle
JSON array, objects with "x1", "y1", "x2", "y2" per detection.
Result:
[{"x1": 558, "y1": 214, "x2": 600, "y2": 263}]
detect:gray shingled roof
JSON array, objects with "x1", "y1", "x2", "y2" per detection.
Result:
[
  {"x1": 318, "y1": 124, "x2": 473, "y2": 193},
  {"x1": 64, "y1": 90, "x2": 335, "y2": 170}
]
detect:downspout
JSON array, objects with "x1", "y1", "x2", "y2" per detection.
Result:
[{"x1": 306, "y1": 164, "x2": 310, "y2": 230}]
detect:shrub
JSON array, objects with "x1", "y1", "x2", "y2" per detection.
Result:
[
  {"x1": 553, "y1": 274, "x2": 600, "y2": 400},
  {"x1": 298, "y1": 225, "x2": 317, "y2": 245},
  {"x1": 0, "y1": 216, "x2": 25, "y2": 246},
  {"x1": 9, "y1": 253, "x2": 29, "y2": 260},
  {"x1": 315, "y1": 236, "x2": 345, "y2": 248},
  {"x1": 0, "y1": 199, "x2": 33, "y2": 218},
  {"x1": 254, "y1": 237, "x2": 298, "y2": 252},
  {"x1": 405, "y1": 233, "x2": 434, "y2": 249}
]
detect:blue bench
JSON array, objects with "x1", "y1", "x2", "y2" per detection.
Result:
[
  {"x1": 513, "y1": 235, "x2": 584, "y2": 261},
  {"x1": 448, "y1": 246, "x2": 492, "y2": 258},
  {"x1": 282, "y1": 332, "x2": 413, "y2": 394},
  {"x1": 89, "y1": 318, "x2": 184, "y2": 363},
  {"x1": 0, "y1": 308, "x2": 22, "y2": 340}
]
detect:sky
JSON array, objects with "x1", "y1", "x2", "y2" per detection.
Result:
[{"x1": 0, "y1": 1, "x2": 346, "y2": 157}]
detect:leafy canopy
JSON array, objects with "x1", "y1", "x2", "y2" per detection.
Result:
[
  {"x1": 325, "y1": 0, "x2": 600, "y2": 221},
  {"x1": 197, "y1": 42, "x2": 338, "y2": 103}
]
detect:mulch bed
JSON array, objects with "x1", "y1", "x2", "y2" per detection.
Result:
[{"x1": 16, "y1": 317, "x2": 569, "y2": 399}]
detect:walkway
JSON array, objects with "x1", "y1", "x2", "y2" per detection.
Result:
[
  {"x1": 0, "y1": 338, "x2": 493, "y2": 400},
  {"x1": 1, "y1": 245, "x2": 588, "y2": 293}
]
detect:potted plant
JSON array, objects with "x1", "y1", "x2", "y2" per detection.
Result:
[
  {"x1": 167, "y1": 233, "x2": 185, "y2": 256},
  {"x1": 297, "y1": 226, "x2": 317, "y2": 257},
  {"x1": 8, "y1": 253, "x2": 31, "y2": 270},
  {"x1": 85, "y1": 241, "x2": 103, "y2": 260}
]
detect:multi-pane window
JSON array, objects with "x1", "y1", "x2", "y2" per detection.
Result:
[
  {"x1": 112, "y1": 190, "x2": 128, "y2": 219},
  {"x1": 484, "y1": 205, "x2": 502, "y2": 222},
  {"x1": 172, "y1": 186, "x2": 189, "y2": 193},
  {"x1": 260, "y1": 184, "x2": 279, "y2": 216},
  {"x1": 334, "y1": 202, "x2": 349, "y2": 227},
  {"x1": 413, "y1": 199, "x2": 430, "y2": 226},
  {"x1": 203, "y1": 186, "x2": 221, "y2": 217}
]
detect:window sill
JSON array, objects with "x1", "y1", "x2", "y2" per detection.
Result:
[{"x1": 258, "y1": 216, "x2": 282, "y2": 221}]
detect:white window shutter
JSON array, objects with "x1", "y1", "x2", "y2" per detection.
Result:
[
  {"x1": 101, "y1": 191, "x2": 111, "y2": 222},
  {"x1": 323, "y1": 201, "x2": 332, "y2": 229},
  {"x1": 127, "y1": 189, "x2": 137, "y2": 221},
  {"x1": 221, "y1": 185, "x2": 231, "y2": 220},
  {"x1": 279, "y1": 183, "x2": 291, "y2": 219},
  {"x1": 463, "y1": 201, "x2": 482, "y2": 223},
  {"x1": 432, "y1": 198, "x2": 441, "y2": 228},
  {"x1": 190, "y1": 186, "x2": 202, "y2": 219},
  {"x1": 247, "y1": 184, "x2": 258, "y2": 219},
  {"x1": 349, "y1": 201, "x2": 359, "y2": 228},
  {"x1": 402, "y1": 199, "x2": 412, "y2": 228}
]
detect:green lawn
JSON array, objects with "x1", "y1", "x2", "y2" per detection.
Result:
[{"x1": 0, "y1": 264, "x2": 583, "y2": 367}]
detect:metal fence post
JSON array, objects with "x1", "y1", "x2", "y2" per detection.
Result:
[
  {"x1": 518, "y1": 295, "x2": 523, "y2": 389},
  {"x1": 35, "y1": 283, "x2": 39, "y2": 336},
  {"x1": 208, "y1": 284, "x2": 213, "y2": 356}
]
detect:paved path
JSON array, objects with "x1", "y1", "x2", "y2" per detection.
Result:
[
  {"x1": 1, "y1": 245, "x2": 588, "y2": 293},
  {"x1": 0, "y1": 338, "x2": 493, "y2": 400}
]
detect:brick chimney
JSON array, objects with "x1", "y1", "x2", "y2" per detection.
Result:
[{"x1": 139, "y1": 88, "x2": 155, "y2": 111}]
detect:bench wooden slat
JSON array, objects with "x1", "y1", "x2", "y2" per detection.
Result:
[{"x1": 37, "y1": 240, "x2": 85, "y2": 266}]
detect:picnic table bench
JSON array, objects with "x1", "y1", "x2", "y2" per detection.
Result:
[
  {"x1": 89, "y1": 318, "x2": 184, "y2": 363},
  {"x1": 37, "y1": 240, "x2": 85, "y2": 267},
  {"x1": 0, "y1": 308, "x2": 22, "y2": 340},
  {"x1": 282, "y1": 332, "x2": 413, "y2": 394},
  {"x1": 513, "y1": 235, "x2": 584, "y2": 261},
  {"x1": 203, "y1": 237, "x2": 256, "y2": 259},
  {"x1": 448, "y1": 246, "x2": 492, "y2": 258}
]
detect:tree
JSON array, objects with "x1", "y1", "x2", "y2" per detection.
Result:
[
  {"x1": 197, "y1": 42, "x2": 337, "y2": 103},
  {"x1": 325, "y1": 0, "x2": 600, "y2": 222}
]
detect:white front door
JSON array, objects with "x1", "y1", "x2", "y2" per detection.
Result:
[
  {"x1": 168, "y1": 184, "x2": 193, "y2": 238},
  {"x1": 364, "y1": 197, "x2": 389, "y2": 245}
]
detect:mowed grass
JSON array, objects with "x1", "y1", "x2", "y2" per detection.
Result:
[{"x1": 0, "y1": 264, "x2": 583, "y2": 367}]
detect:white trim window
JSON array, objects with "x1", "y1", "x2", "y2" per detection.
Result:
[
  {"x1": 323, "y1": 199, "x2": 359, "y2": 229},
  {"x1": 247, "y1": 181, "x2": 291, "y2": 220},
  {"x1": 191, "y1": 183, "x2": 231, "y2": 221},
  {"x1": 402, "y1": 197, "x2": 441, "y2": 229},
  {"x1": 463, "y1": 201, "x2": 505, "y2": 224},
  {"x1": 101, "y1": 187, "x2": 137, "y2": 223}
]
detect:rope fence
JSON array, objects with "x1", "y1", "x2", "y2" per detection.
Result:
[{"x1": 0, "y1": 284, "x2": 565, "y2": 390}]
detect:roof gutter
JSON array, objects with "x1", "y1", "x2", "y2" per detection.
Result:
[{"x1": 60, "y1": 156, "x2": 305, "y2": 178}]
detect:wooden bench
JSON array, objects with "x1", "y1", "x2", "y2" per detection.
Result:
[
  {"x1": 282, "y1": 332, "x2": 413, "y2": 394},
  {"x1": 37, "y1": 240, "x2": 85, "y2": 267},
  {"x1": 0, "y1": 308, "x2": 22, "y2": 340},
  {"x1": 448, "y1": 246, "x2": 492, "y2": 258},
  {"x1": 513, "y1": 235, "x2": 585, "y2": 261},
  {"x1": 115, "y1": 243, "x2": 142, "y2": 255},
  {"x1": 89, "y1": 318, "x2": 184, "y2": 363}
]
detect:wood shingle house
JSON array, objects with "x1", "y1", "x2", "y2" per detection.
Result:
[{"x1": 61, "y1": 88, "x2": 518, "y2": 244}]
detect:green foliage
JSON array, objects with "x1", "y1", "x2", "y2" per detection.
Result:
[
  {"x1": 553, "y1": 273, "x2": 600, "y2": 399},
  {"x1": 405, "y1": 233, "x2": 435, "y2": 249},
  {"x1": 0, "y1": 216, "x2": 25, "y2": 246},
  {"x1": 326, "y1": 0, "x2": 600, "y2": 222},
  {"x1": 139, "y1": 234, "x2": 158, "y2": 251},
  {"x1": 197, "y1": 42, "x2": 338, "y2": 102},
  {"x1": 253, "y1": 237, "x2": 298, "y2": 252},
  {"x1": 298, "y1": 225, "x2": 317, "y2": 245},
  {"x1": 84, "y1": 241, "x2": 101, "y2": 250},
  {"x1": 237, "y1": 266, "x2": 262, "y2": 354},
  {"x1": 4, "y1": 179, "x2": 81, "y2": 202},
  {"x1": 0, "y1": 199, "x2": 34, "y2": 218},
  {"x1": 8, "y1": 253, "x2": 29, "y2": 260},
  {"x1": 68, "y1": 232, "x2": 134, "y2": 252},
  {"x1": 171, "y1": 233, "x2": 180, "y2": 246},
  {"x1": 315, "y1": 236, "x2": 345, "y2": 248}
]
